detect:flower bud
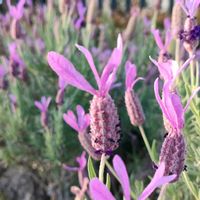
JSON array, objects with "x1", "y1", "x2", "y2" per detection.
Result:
[{"x1": 125, "y1": 90, "x2": 145, "y2": 126}]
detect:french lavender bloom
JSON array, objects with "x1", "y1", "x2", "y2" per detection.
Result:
[
  {"x1": 178, "y1": 0, "x2": 200, "y2": 53},
  {"x1": 90, "y1": 155, "x2": 130, "y2": 200},
  {"x1": 9, "y1": 42, "x2": 27, "y2": 81},
  {"x1": 63, "y1": 105, "x2": 101, "y2": 160},
  {"x1": 124, "y1": 61, "x2": 145, "y2": 126},
  {"x1": 75, "y1": 0, "x2": 86, "y2": 30},
  {"x1": 154, "y1": 79, "x2": 200, "y2": 180},
  {"x1": 35, "y1": 96, "x2": 51, "y2": 128},
  {"x1": 63, "y1": 151, "x2": 89, "y2": 200},
  {"x1": 151, "y1": 18, "x2": 172, "y2": 62},
  {"x1": 6, "y1": 0, "x2": 26, "y2": 39},
  {"x1": 47, "y1": 34, "x2": 123, "y2": 155},
  {"x1": 150, "y1": 55, "x2": 195, "y2": 90},
  {"x1": 56, "y1": 77, "x2": 67, "y2": 105},
  {"x1": 138, "y1": 162, "x2": 177, "y2": 200}
]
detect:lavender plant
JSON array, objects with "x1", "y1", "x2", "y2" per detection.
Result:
[{"x1": 0, "y1": 0, "x2": 199, "y2": 200}]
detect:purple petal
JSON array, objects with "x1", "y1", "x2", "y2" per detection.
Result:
[
  {"x1": 34, "y1": 101, "x2": 44, "y2": 112},
  {"x1": 63, "y1": 112, "x2": 79, "y2": 132},
  {"x1": 90, "y1": 178, "x2": 116, "y2": 200},
  {"x1": 151, "y1": 29, "x2": 165, "y2": 51},
  {"x1": 76, "y1": 105, "x2": 85, "y2": 130},
  {"x1": 58, "y1": 77, "x2": 67, "y2": 89},
  {"x1": 125, "y1": 61, "x2": 137, "y2": 90},
  {"x1": 76, "y1": 151, "x2": 87, "y2": 170},
  {"x1": 63, "y1": 164, "x2": 79, "y2": 172},
  {"x1": 100, "y1": 34, "x2": 123, "y2": 94},
  {"x1": 184, "y1": 86, "x2": 200, "y2": 112},
  {"x1": 138, "y1": 162, "x2": 176, "y2": 200},
  {"x1": 113, "y1": 155, "x2": 130, "y2": 200},
  {"x1": 75, "y1": 44, "x2": 101, "y2": 87},
  {"x1": 47, "y1": 52, "x2": 96, "y2": 95}
]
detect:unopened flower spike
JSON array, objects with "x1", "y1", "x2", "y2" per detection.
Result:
[
  {"x1": 48, "y1": 34, "x2": 123, "y2": 155},
  {"x1": 138, "y1": 162, "x2": 176, "y2": 200},
  {"x1": 125, "y1": 61, "x2": 145, "y2": 126},
  {"x1": 90, "y1": 155, "x2": 130, "y2": 200},
  {"x1": 35, "y1": 96, "x2": 51, "y2": 128},
  {"x1": 63, "y1": 105, "x2": 101, "y2": 160}
]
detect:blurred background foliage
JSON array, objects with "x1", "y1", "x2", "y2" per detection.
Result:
[{"x1": 0, "y1": 0, "x2": 199, "y2": 200}]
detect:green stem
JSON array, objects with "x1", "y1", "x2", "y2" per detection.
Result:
[
  {"x1": 138, "y1": 125, "x2": 154, "y2": 161},
  {"x1": 99, "y1": 153, "x2": 106, "y2": 182},
  {"x1": 105, "y1": 161, "x2": 135, "y2": 199},
  {"x1": 183, "y1": 172, "x2": 199, "y2": 200},
  {"x1": 157, "y1": 184, "x2": 167, "y2": 200},
  {"x1": 189, "y1": 52, "x2": 195, "y2": 88},
  {"x1": 195, "y1": 61, "x2": 199, "y2": 87}
]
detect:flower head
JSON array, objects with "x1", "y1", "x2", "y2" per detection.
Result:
[
  {"x1": 63, "y1": 151, "x2": 87, "y2": 172},
  {"x1": 35, "y1": 96, "x2": 51, "y2": 113},
  {"x1": 63, "y1": 105, "x2": 90, "y2": 133},
  {"x1": 6, "y1": 0, "x2": 26, "y2": 20},
  {"x1": 138, "y1": 162, "x2": 177, "y2": 200},
  {"x1": 47, "y1": 34, "x2": 123, "y2": 97},
  {"x1": 177, "y1": 0, "x2": 200, "y2": 18},
  {"x1": 154, "y1": 78, "x2": 200, "y2": 132}
]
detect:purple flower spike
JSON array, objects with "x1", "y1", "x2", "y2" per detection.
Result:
[
  {"x1": 138, "y1": 162, "x2": 176, "y2": 200},
  {"x1": 125, "y1": 61, "x2": 144, "y2": 90},
  {"x1": 63, "y1": 105, "x2": 90, "y2": 133},
  {"x1": 35, "y1": 96, "x2": 51, "y2": 128},
  {"x1": 113, "y1": 155, "x2": 130, "y2": 200},
  {"x1": 35, "y1": 96, "x2": 51, "y2": 113},
  {"x1": 63, "y1": 151, "x2": 87, "y2": 172},
  {"x1": 75, "y1": 1, "x2": 86, "y2": 29},
  {"x1": 6, "y1": 0, "x2": 26, "y2": 20},
  {"x1": 90, "y1": 178, "x2": 116, "y2": 200},
  {"x1": 177, "y1": 0, "x2": 200, "y2": 18}
]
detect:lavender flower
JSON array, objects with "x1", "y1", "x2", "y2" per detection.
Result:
[
  {"x1": 90, "y1": 155, "x2": 130, "y2": 200},
  {"x1": 35, "y1": 96, "x2": 51, "y2": 128},
  {"x1": 9, "y1": 42, "x2": 27, "y2": 81},
  {"x1": 56, "y1": 77, "x2": 67, "y2": 105},
  {"x1": 75, "y1": 1, "x2": 86, "y2": 30},
  {"x1": 138, "y1": 162, "x2": 177, "y2": 200},
  {"x1": 63, "y1": 105, "x2": 101, "y2": 160},
  {"x1": 151, "y1": 18, "x2": 172, "y2": 62},
  {"x1": 47, "y1": 34, "x2": 123, "y2": 154},
  {"x1": 125, "y1": 61, "x2": 145, "y2": 126},
  {"x1": 63, "y1": 152, "x2": 89, "y2": 200}
]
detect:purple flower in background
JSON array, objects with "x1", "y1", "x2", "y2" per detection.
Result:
[
  {"x1": 150, "y1": 55, "x2": 195, "y2": 86},
  {"x1": 56, "y1": 77, "x2": 67, "y2": 105},
  {"x1": 9, "y1": 42, "x2": 27, "y2": 80},
  {"x1": 138, "y1": 162, "x2": 177, "y2": 200},
  {"x1": 75, "y1": 0, "x2": 86, "y2": 29},
  {"x1": 6, "y1": 0, "x2": 26, "y2": 20},
  {"x1": 63, "y1": 105, "x2": 101, "y2": 160},
  {"x1": 9, "y1": 94, "x2": 17, "y2": 113},
  {"x1": 0, "y1": 65, "x2": 8, "y2": 90},
  {"x1": 63, "y1": 151, "x2": 87, "y2": 172},
  {"x1": 177, "y1": 0, "x2": 200, "y2": 18},
  {"x1": 35, "y1": 96, "x2": 51, "y2": 128},
  {"x1": 90, "y1": 155, "x2": 130, "y2": 200},
  {"x1": 63, "y1": 105, "x2": 90, "y2": 133}
]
